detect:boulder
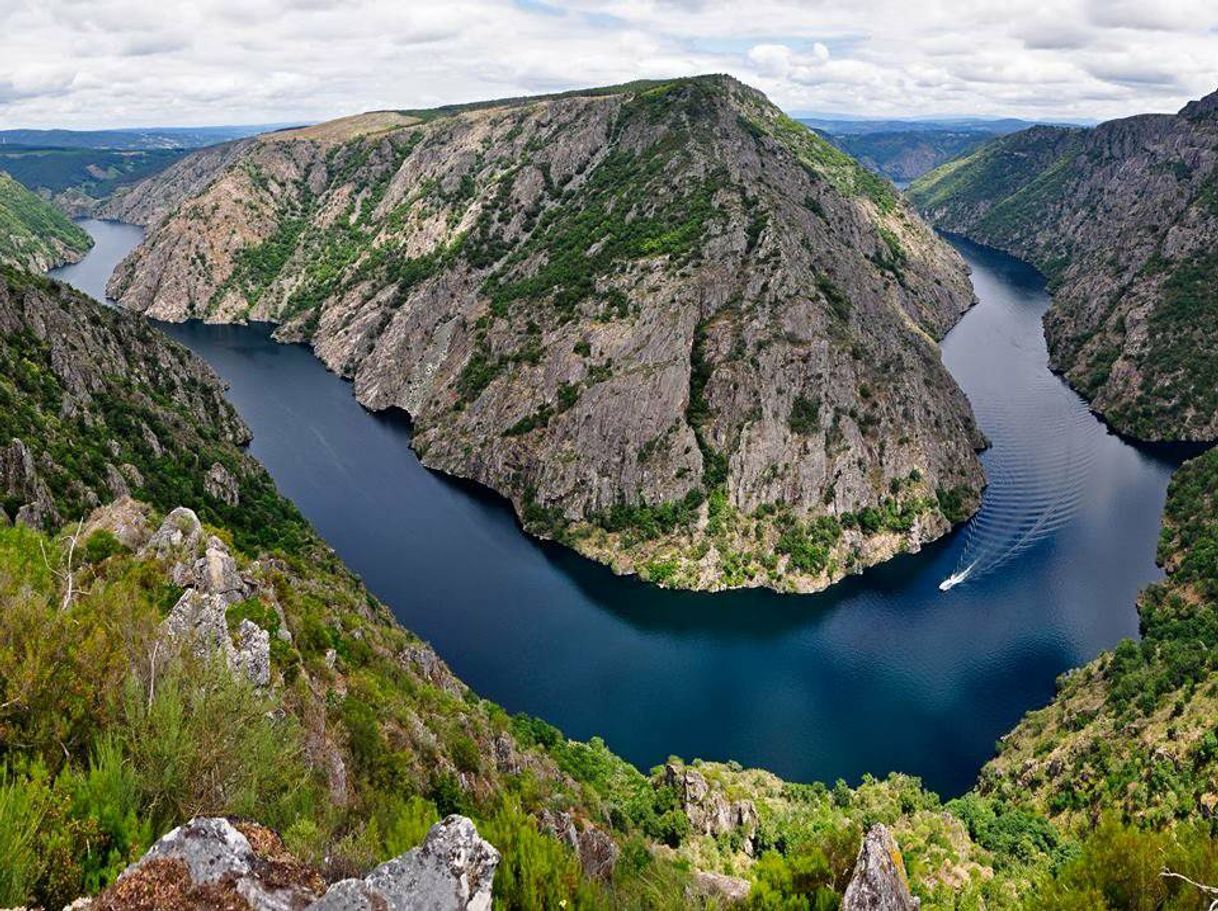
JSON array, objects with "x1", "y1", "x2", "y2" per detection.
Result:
[
  {"x1": 312, "y1": 815, "x2": 499, "y2": 910},
  {"x1": 95, "y1": 816, "x2": 497, "y2": 911},
  {"x1": 842, "y1": 825, "x2": 919, "y2": 911},
  {"x1": 687, "y1": 871, "x2": 751, "y2": 905},
  {"x1": 96, "y1": 817, "x2": 324, "y2": 910}
]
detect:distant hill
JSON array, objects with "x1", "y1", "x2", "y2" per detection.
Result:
[
  {"x1": 802, "y1": 117, "x2": 1079, "y2": 182},
  {"x1": 0, "y1": 145, "x2": 187, "y2": 215},
  {"x1": 0, "y1": 124, "x2": 302, "y2": 151}
]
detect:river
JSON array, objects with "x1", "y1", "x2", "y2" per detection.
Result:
[{"x1": 51, "y1": 218, "x2": 1186, "y2": 796}]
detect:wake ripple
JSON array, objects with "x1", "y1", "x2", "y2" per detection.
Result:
[{"x1": 943, "y1": 370, "x2": 1099, "y2": 589}]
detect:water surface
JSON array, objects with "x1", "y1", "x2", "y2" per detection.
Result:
[{"x1": 53, "y1": 218, "x2": 1184, "y2": 796}]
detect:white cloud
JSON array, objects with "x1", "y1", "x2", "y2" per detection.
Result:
[{"x1": 0, "y1": 0, "x2": 1216, "y2": 128}]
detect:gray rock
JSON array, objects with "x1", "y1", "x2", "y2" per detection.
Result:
[
  {"x1": 109, "y1": 817, "x2": 321, "y2": 909},
  {"x1": 842, "y1": 824, "x2": 919, "y2": 911},
  {"x1": 103, "y1": 463, "x2": 130, "y2": 500},
  {"x1": 194, "y1": 535, "x2": 249, "y2": 603},
  {"x1": 233, "y1": 618, "x2": 271, "y2": 687},
  {"x1": 687, "y1": 870, "x2": 751, "y2": 905},
  {"x1": 1, "y1": 438, "x2": 59, "y2": 530},
  {"x1": 310, "y1": 815, "x2": 499, "y2": 911},
  {"x1": 142, "y1": 506, "x2": 203, "y2": 559},
  {"x1": 204, "y1": 461, "x2": 241, "y2": 506}
]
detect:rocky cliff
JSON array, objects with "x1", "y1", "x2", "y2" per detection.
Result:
[
  {"x1": 0, "y1": 265, "x2": 305, "y2": 550},
  {"x1": 103, "y1": 75, "x2": 983, "y2": 592},
  {"x1": 0, "y1": 170, "x2": 92, "y2": 271},
  {"x1": 909, "y1": 89, "x2": 1218, "y2": 442}
]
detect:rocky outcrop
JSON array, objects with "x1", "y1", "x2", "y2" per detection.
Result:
[
  {"x1": 204, "y1": 462, "x2": 241, "y2": 506},
  {"x1": 316, "y1": 815, "x2": 499, "y2": 911},
  {"x1": 662, "y1": 763, "x2": 758, "y2": 851},
  {"x1": 688, "y1": 870, "x2": 751, "y2": 905},
  {"x1": 539, "y1": 809, "x2": 620, "y2": 881},
  {"x1": 144, "y1": 508, "x2": 270, "y2": 686},
  {"x1": 842, "y1": 824, "x2": 919, "y2": 911},
  {"x1": 0, "y1": 437, "x2": 59, "y2": 528},
  {"x1": 93, "y1": 815, "x2": 498, "y2": 910},
  {"x1": 910, "y1": 88, "x2": 1218, "y2": 442},
  {"x1": 106, "y1": 75, "x2": 983, "y2": 593}
]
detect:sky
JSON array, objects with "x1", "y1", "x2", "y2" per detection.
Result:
[{"x1": 3, "y1": 0, "x2": 1218, "y2": 129}]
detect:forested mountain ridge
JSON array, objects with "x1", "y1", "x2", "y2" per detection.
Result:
[
  {"x1": 909, "y1": 89, "x2": 1218, "y2": 442},
  {"x1": 101, "y1": 75, "x2": 985, "y2": 593},
  {"x1": 0, "y1": 170, "x2": 92, "y2": 271}
]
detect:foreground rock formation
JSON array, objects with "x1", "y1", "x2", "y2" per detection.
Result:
[
  {"x1": 91, "y1": 815, "x2": 498, "y2": 910},
  {"x1": 910, "y1": 87, "x2": 1218, "y2": 443},
  {"x1": 842, "y1": 825, "x2": 919, "y2": 911},
  {"x1": 104, "y1": 75, "x2": 984, "y2": 592}
]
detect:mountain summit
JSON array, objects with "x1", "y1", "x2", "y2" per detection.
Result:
[{"x1": 104, "y1": 75, "x2": 983, "y2": 591}]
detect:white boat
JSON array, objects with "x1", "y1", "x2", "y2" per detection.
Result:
[{"x1": 939, "y1": 564, "x2": 974, "y2": 591}]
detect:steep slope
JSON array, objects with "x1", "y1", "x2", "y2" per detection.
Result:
[
  {"x1": 105, "y1": 76, "x2": 984, "y2": 593},
  {"x1": 909, "y1": 91, "x2": 1218, "y2": 442},
  {"x1": 0, "y1": 170, "x2": 92, "y2": 270},
  {"x1": 0, "y1": 265, "x2": 303, "y2": 550},
  {"x1": 978, "y1": 444, "x2": 1218, "y2": 830}
]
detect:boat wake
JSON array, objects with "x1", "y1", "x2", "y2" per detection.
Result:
[{"x1": 938, "y1": 368, "x2": 1099, "y2": 592}]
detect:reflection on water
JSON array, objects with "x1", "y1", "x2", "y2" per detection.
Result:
[{"x1": 52, "y1": 220, "x2": 1186, "y2": 796}]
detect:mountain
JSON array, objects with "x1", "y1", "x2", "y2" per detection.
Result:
[
  {"x1": 909, "y1": 89, "x2": 1218, "y2": 443},
  {"x1": 101, "y1": 75, "x2": 985, "y2": 593},
  {"x1": 0, "y1": 124, "x2": 299, "y2": 151},
  {"x1": 0, "y1": 145, "x2": 186, "y2": 216},
  {"x1": 0, "y1": 171, "x2": 92, "y2": 271}
]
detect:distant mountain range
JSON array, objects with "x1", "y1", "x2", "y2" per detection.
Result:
[{"x1": 0, "y1": 124, "x2": 302, "y2": 151}]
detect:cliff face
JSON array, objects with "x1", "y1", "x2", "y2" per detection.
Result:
[
  {"x1": 0, "y1": 171, "x2": 92, "y2": 271},
  {"x1": 105, "y1": 75, "x2": 983, "y2": 592},
  {"x1": 909, "y1": 91, "x2": 1218, "y2": 442},
  {"x1": 0, "y1": 266, "x2": 304, "y2": 551}
]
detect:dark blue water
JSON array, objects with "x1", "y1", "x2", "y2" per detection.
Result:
[{"x1": 52, "y1": 219, "x2": 1187, "y2": 796}]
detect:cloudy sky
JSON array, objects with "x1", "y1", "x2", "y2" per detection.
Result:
[{"x1": 4, "y1": 0, "x2": 1218, "y2": 129}]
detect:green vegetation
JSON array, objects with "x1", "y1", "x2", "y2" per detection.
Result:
[
  {"x1": 0, "y1": 172, "x2": 91, "y2": 270},
  {"x1": 0, "y1": 269, "x2": 308, "y2": 553},
  {"x1": 0, "y1": 145, "x2": 183, "y2": 198}
]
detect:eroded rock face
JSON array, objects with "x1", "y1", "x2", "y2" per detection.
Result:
[
  {"x1": 106, "y1": 75, "x2": 983, "y2": 593},
  {"x1": 0, "y1": 438, "x2": 58, "y2": 529},
  {"x1": 204, "y1": 462, "x2": 241, "y2": 507},
  {"x1": 842, "y1": 824, "x2": 919, "y2": 911},
  {"x1": 0, "y1": 269, "x2": 254, "y2": 534}
]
